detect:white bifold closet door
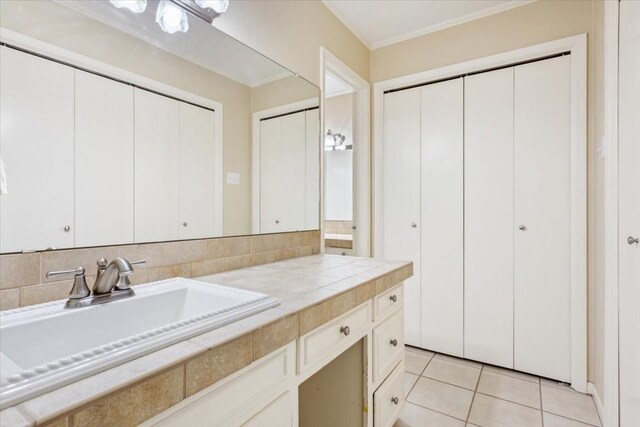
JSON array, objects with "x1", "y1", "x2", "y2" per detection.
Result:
[
  {"x1": 514, "y1": 56, "x2": 572, "y2": 381},
  {"x1": 305, "y1": 109, "x2": 320, "y2": 230},
  {"x1": 383, "y1": 88, "x2": 422, "y2": 346},
  {"x1": 75, "y1": 70, "x2": 134, "y2": 248},
  {"x1": 464, "y1": 68, "x2": 514, "y2": 368},
  {"x1": 0, "y1": 46, "x2": 75, "y2": 253},
  {"x1": 280, "y1": 112, "x2": 307, "y2": 232},
  {"x1": 420, "y1": 79, "x2": 464, "y2": 356}
]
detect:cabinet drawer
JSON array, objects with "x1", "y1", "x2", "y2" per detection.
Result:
[
  {"x1": 374, "y1": 362, "x2": 405, "y2": 427},
  {"x1": 145, "y1": 343, "x2": 295, "y2": 426},
  {"x1": 374, "y1": 283, "x2": 403, "y2": 321},
  {"x1": 298, "y1": 301, "x2": 371, "y2": 372},
  {"x1": 242, "y1": 391, "x2": 294, "y2": 427},
  {"x1": 373, "y1": 309, "x2": 404, "y2": 384}
]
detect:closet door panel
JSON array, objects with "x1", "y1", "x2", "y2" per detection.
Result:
[
  {"x1": 179, "y1": 102, "x2": 216, "y2": 240},
  {"x1": 281, "y1": 111, "x2": 306, "y2": 231},
  {"x1": 75, "y1": 70, "x2": 134, "y2": 247},
  {"x1": 134, "y1": 89, "x2": 180, "y2": 243},
  {"x1": 0, "y1": 47, "x2": 75, "y2": 253},
  {"x1": 383, "y1": 88, "x2": 421, "y2": 346},
  {"x1": 420, "y1": 79, "x2": 464, "y2": 356},
  {"x1": 464, "y1": 69, "x2": 514, "y2": 368},
  {"x1": 260, "y1": 118, "x2": 282, "y2": 233},
  {"x1": 514, "y1": 56, "x2": 572, "y2": 381},
  {"x1": 305, "y1": 109, "x2": 320, "y2": 230}
]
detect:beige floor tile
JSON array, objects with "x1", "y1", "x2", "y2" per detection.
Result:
[
  {"x1": 483, "y1": 364, "x2": 540, "y2": 383},
  {"x1": 394, "y1": 402, "x2": 465, "y2": 427},
  {"x1": 544, "y1": 412, "x2": 599, "y2": 427},
  {"x1": 405, "y1": 350, "x2": 432, "y2": 375},
  {"x1": 477, "y1": 370, "x2": 541, "y2": 408},
  {"x1": 407, "y1": 377, "x2": 474, "y2": 420},
  {"x1": 542, "y1": 386, "x2": 601, "y2": 426},
  {"x1": 468, "y1": 393, "x2": 542, "y2": 427},
  {"x1": 405, "y1": 345, "x2": 435, "y2": 358},
  {"x1": 541, "y1": 378, "x2": 576, "y2": 391},
  {"x1": 422, "y1": 358, "x2": 481, "y2": 390},
  {"x1": 405, "y1": 372, "x2": 419, "y2": 397},
  {"x1": 433, "y1": 353, "x2": 482, "y2": 369}
]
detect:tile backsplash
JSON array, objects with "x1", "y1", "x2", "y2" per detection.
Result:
[
  {"x1": 324, "y1": 220, "x2": 353, "y2": 235},
  {"x1": 0, "y1": 231, "x2": 320, "y2": 310}
]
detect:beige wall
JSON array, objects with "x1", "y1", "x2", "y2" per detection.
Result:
[
  {"x1": 371, "y1": 0, "x2": 606, "y2": 398},
  {"x1": 250, "y1": 75, "x2": 319, "y2": 113}
]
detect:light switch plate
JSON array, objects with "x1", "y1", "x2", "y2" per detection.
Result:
[{"x1": 226, "y1": 172, "x2": 240, "y2": 185}]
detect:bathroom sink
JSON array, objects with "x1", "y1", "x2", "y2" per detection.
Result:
[{"x1": 0, "y1": 278, "x2": 279, "y2": 408}]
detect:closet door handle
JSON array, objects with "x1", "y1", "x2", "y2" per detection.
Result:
[
  {"x1": 411, "y1": 223, "x2": 417, "y2": 228},
  {"x1": 519, "y1": 225, "x2": 527, "y2": 231},
  {"x1": 628, "y1": 236, "x2": 639, "y2": 245}
]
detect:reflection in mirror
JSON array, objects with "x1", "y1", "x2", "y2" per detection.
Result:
[
  {"x1": 0, "y1": 0, "x2": 320, "y2": 254},
  {"x1": 323, "y1": 70, "x2": 356, "y2": 255}
]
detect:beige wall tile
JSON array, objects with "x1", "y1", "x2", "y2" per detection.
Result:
[
  {"x1": 298, "y1": 300, "x2": 332, "y2": 336},
  {"x1": 185, "y1": 335, "x2": 252, "y2": 396},
  {"x1": 0, "y1": 253, "x2": 40, "y2": 289},
  {"x1": 295, "y1": 246, "x2": 313, "y2": 257},
  {"x1": 0, "y1": 288, "x2": 20, "y2": 310},
  {"x1": 252, "y1": 251, "x2": 276, "y2": 266},
  {"x1": 40, "y1": 245, "x2": 138, "y2": 283},
  {"x1": 20, "y1": 277, "x2": 96, "y2": 307},
  {"x1": 251, "y1": 234, "x2": 285, "y2": 254},
  {"x1": 253, "y1": 314, "x2": 298, "y2": 359},
  {"x1": 73, "y1": 367, "x2": 184, "y2": 426},
  {"x1": 147, "y1": 264, "x2": 192, "y2": 282},
  {"x1": 276, "y1": 248, "x2": 296, "y2": 261},
  {"x1": 128, "y1": 268, "x2": 150, "y2": 286},
  {"x1": 42, "y1": 416, "x2": 69, "y2": 427},
  {"x1": 191, "y1": 259, "x2": 226, "y2": 277},
  {"x1": 205, "y1": 236, "x2": 251, "y2": 260},
  {"x1": 225, "y1": 255, "x2": 253, "y2": 271},
  {"x1": 138, "y1": 241, "x2": 204, "y2": 269}
]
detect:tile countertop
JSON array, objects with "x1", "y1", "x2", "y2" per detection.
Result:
[
  {"x1": 1, "y1": 254, "x2": 412, "y2": 427},
  {"x1": 324, "y1": 233, "x2": 353, "y2": 249}
]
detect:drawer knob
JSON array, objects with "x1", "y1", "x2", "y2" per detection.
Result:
[
  {"x1": 390, "y1": 339, "x2": 398, "y2": 347},
  {"x1": 340, "y1": 326, "x2": 351, "y2": 336},
  {"x1": 391, "y1": 396, "x2": 399, "y2": 405},
  {"x1": 389, "y1": 294, "x2": 397, "y2": 302}
]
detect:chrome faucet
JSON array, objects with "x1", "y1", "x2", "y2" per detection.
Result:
[{"x1": 46, "y1": 257, "x2": 145, "y2": 309}]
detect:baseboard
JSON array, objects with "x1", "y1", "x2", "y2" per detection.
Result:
[{"x1": 588, "y1": 382, "x2": 605, "y2": 426}]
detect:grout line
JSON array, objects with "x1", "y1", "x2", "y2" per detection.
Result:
[
  {"x1": 541, "y1": 410, "x2": 600, "y2": 427},
  {"x1": 432, "y1": 352, "x2": 483, "y2": 369},
  {"x1": 417, "y1": 372, "x2": 479, "y2": 392},
  {"x1": 474, "y1": 391, "x2": 542, "y2": 412},
  {"x1": 540, "y1": 374, "x2": 545, "y2": 427},
  {"x1": 403, "y1": 400, "x2": 468, "y2": 423},
  {"x1": 464, "y1": 363, "x2": 484, "y2": 424}
]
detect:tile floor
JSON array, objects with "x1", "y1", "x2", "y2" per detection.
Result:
[{"x1": 395, "y1": 346, "x2": 602, "y2": 427}]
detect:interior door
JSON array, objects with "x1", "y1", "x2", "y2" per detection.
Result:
[
  {"x1": 420, "y1": 79, "x2": 464, "y2": 357},
  {"x1": 513, "y1": 56, "x2": 572, "y2": 381},
  {"x1": 383, "y1": 88, "x2": 421, "y2": 346},
  {"x1": 75, "y1": 70, "x2": 134, "y2": 247},
  {"x1": 179, "y1": 102, "x2": 216, "y2": 240},
  {"x1": 618, "y1": 0, "x2": 640, "y2": 424},
  {"x1": 134, "y1": 88, "x2": 180, "y2": 243},
  {"x1": 305, "y1": 109, "x2": 320, "y2": 230},
  {"x1": 464, "y1": 68, "x2": 514, "y2": 368},
  {"x1": 260, "y1": 117, "x2": 282, "y2": 233},
  {"x1": 0, "y1": 47, "x2": 75, "y2": 253}
]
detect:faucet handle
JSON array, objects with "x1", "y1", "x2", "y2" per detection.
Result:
[
  {"x1": 114, "y1": 260, "x2": 146, "y2": 291},
  {"x1": 130, "y1": 260, "x2": 146, "y2": 268},
  {"x1": 46, "y1": 267, "x2": 90, "y2": 300}
]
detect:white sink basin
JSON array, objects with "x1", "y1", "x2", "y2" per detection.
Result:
[{"x1": 0, "y1": 278, "x2": 279, "y2": 408}]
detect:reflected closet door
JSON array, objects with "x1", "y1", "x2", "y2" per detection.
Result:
[
  {"x1": 514, "y1": 56, "x2": 572, "y2": 381},
  {"x1": 134, "y1": 89, "x2": 180, "y2": 243},
  {"x1": 420, "y1": 79, "x2": 464, "y2": 357},
  {"x1": 464, "y1": 68, "x2": 514, "y2": 368},
  {"x1": 260, "y1": 117, "x2": 282, "y2": 234},
  {"x1": 305, "y1": 109, "x2": 320, "y2": 230},
  {"x1": 0, "y1": 47, "x2": 75, "y2": 253},
  {"x1": 383, "y1": 88, "x2": 421, "y2": 346},
  {"x1": 179, "y1": 102, "x2": 216, "y2": 240},
  {"x1": 75, "y1": 70, "x2": 134, "y2": 247},
  {"x1": 281, "y1": 112, "x2": 307, "y2": 231}
]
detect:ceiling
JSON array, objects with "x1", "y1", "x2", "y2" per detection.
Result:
[
  {"x1": 56, "y1": 0, "x2": 291, "y2": 87},
  {"x1": 322, "y1": 0, "x2": 534, "y2": 49}
]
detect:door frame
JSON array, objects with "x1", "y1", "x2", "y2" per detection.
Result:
[
  {"x1": 321, "y1": 48, "x2": 371, "y2": 257},
  {"x1": 251, "y1": 98, "x2": 320, "y2": 234},
  {"x1": 373, "y1": 34, "x2": 588, "y2": 392}
]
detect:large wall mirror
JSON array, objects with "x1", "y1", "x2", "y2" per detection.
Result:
[{"x1": 0, "y1": 0, "x2": 320, "y2": 254}]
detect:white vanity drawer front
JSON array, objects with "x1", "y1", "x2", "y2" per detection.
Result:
[
  {"x1": 373, "y1": 309, "x2": 405, "y2": 384},
  {"x1": 145, "y1": 343, "x2": 295, "y2": 427},
  {"x1": 374, "y1": 361, "x2": 404, "y2": 427},
  {"x1": 242, "y1": 391, "x2": 294, "y2": 427},
  {"x1": 298, "y1": 301, "x2": 372, "y2": 372},
  {"x1": 374, "y1": 283, "x2": 403, "y2": 321}
]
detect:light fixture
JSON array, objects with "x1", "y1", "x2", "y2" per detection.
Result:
[
  {"x1": 195, "y1": 0, "x2": 229, "y2": 14},
  {"x1": 110, "y1": 0, "x2": 147, "y2": 14},
  {"x1": 156, "y1": 0, "x2": 189, "y2": 34},
  {"x1": 325, "y1": 129, "x2": 350, "y2": 151}
]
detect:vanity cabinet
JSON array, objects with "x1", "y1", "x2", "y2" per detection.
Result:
[
  {"x1": 0, "y1": 46, "x2": 75, "y2": 253},
  {"x1": 75, "y1": 70, "x2": 135, "y2": 247}
]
